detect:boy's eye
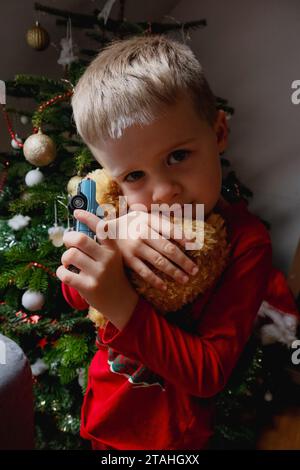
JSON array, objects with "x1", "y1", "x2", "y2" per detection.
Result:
[
  {"x1": 124, "y1": 170, "x2": 145, "y2": 183},
  {"x1": 167, "y1": 149, "x2": 190, "y2": 165},
  {"x1": 123, "y1": 149, "x2": 190, "y2": 182}
]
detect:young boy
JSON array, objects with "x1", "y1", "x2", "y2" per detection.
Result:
[{"x1": 56, "y1": 34, "x2": 295, "y2": 450}]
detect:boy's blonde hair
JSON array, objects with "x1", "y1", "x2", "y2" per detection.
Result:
[{"x1": 71, "y1": 34, "x2": 217, "y2": 146}]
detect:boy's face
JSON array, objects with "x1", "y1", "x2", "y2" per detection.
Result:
[{"x1": 90, "y1": 92, "x2": 228, "y2": 218}]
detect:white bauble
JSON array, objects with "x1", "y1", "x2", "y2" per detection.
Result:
[
  {"x1": 25, "y1": 168, "x2": 44, "y2": 187},
  {"x1": 11, "y1": 134, "x2": 23, "y2": 149},
  {"x1": 20, "y1": 115, "x2": 29, "y2": 125},
  {"x1": 8, "y1": 214, "x2": 31, "y2": 230},
  {"x1": 21, "y1": 290, "x2": 45, "y2": 311}
]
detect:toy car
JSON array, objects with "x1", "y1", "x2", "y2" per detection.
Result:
[{"x1": 67, "y1": 178, "x2": 104, "y2": 273}]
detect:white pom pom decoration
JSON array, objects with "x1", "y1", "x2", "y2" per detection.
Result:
[
  {"x1": 21, "y1": 290, "x2": 45, "y2": 311},
  {"x1": 8, "y1": 214, "x2": 31, "y2": 231},
  {"x1": 25, "y1": 168, "x2": 44, "y2": 187}
]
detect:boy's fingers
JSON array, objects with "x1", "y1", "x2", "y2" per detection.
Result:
[
  {"x1": 73, "y1": 209, "x2": 99, "y2": 233},
  {"x1": 56, "y1": 264, "x2": 80, "y2": 285},
  {"x1": 143, "y1": 232, "x2": 198, "y2": 276},
  {"x1": 96, "y1": 222, "x2": 121, "y2": 253},
  {"x1": 128, "y1": 257, "x2": 167, "y2": 292},
  {"x1": 74, "y1": 210, "x2": 118, "y2": 252},
  {"x1": 56, "y1": 264, "x2": 88, "y2": 296},
  {"x1": 63, "y1": 230, "x2": 100, "y2": 259},
  {"x1": 61, "y1": 246, "x2": 90, "y2": 270},
  {"x1": 148, "y1": 212, "x2": 194, "y2": 246},
  {"x1": 135, "y1": 241, "x2": 195, "y2": 284}
]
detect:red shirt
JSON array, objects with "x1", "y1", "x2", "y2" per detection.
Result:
[{"x1": 61, "y1": 200, "x2": 295, "y2": 450}]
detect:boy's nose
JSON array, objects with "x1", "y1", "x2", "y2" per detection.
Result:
[{"x1": 152, "y1": 180, "x2": 182, "y2": 205}]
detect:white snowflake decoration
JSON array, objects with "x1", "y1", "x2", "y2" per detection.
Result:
[{"x1": 8, "y1": 214, "x2": 31, "y2": 231}]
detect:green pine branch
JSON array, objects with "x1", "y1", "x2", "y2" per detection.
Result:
[{"x1": 44, "y1": 334, "x2": 91, "y2": 385}]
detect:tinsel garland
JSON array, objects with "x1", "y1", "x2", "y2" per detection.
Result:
[{"x1": 1, "y1": 88, "x2": 73, "y2": 147}]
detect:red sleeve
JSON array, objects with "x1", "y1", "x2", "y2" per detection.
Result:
[
  {"x1": 61, "y1": 283, "x2": 89, "y2": 310},
  {"x1": 99, "y1": 238, "x2": 272, "y2": 398}
]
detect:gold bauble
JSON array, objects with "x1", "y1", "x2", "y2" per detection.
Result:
[
  {"x1": 67, "y1": 175, "x2": 83, "y2": 196},
  {"x1": 26, "y1": 21, "x2": 50, "y2": 51},
  {"x1": 23, "y1": 129, "x2": 56, "y2": 167}
]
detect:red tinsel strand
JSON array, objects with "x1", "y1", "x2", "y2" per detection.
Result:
[
  {"x1": 1, "y1": 89, "x2": 73, "y2": 145},
  {"x1": 33, "y1": 90, "x2": 73, "y2": 128},
  {"x1": 27, "y1": 261, "x2": 57, "y2": 279},
  {"x1": 1, "y1": 104, "x2": 24, "y2": 148}
]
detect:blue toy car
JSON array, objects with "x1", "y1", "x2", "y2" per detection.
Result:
[
  {"x1": 68, "y1": 178, "x2": 101, "y2": 238},
  {"x1": 67, "y1": 178, "x2": 104, "y2": 273}
]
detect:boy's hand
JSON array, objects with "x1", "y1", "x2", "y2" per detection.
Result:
[
  {"x1": 73, "y1": 209, "x2": 199, "y2": 292},
  {"x1": 56, "y1": 219, "x2": 138, "y2": 331}
]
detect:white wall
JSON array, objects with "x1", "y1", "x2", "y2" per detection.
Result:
[{"x1": 169, "y1": 0, "x2": 300, "y2": 274}]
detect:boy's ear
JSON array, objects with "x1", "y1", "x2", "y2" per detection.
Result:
[{"x1": 213, "y1": 110, "x2": 228, "y2": 154}]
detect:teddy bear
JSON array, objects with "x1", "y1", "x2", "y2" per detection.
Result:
[{"x1": 85, "y1": 169, "x2": 231, "y2": 327}]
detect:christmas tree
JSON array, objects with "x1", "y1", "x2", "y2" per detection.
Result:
[{"x1": 0, "y1": 0, "x2": 278, "y2": 450}]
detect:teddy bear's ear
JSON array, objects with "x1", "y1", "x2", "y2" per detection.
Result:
[{"x1": 86, "y1": 168, "x2": 124, "y2": 216}]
